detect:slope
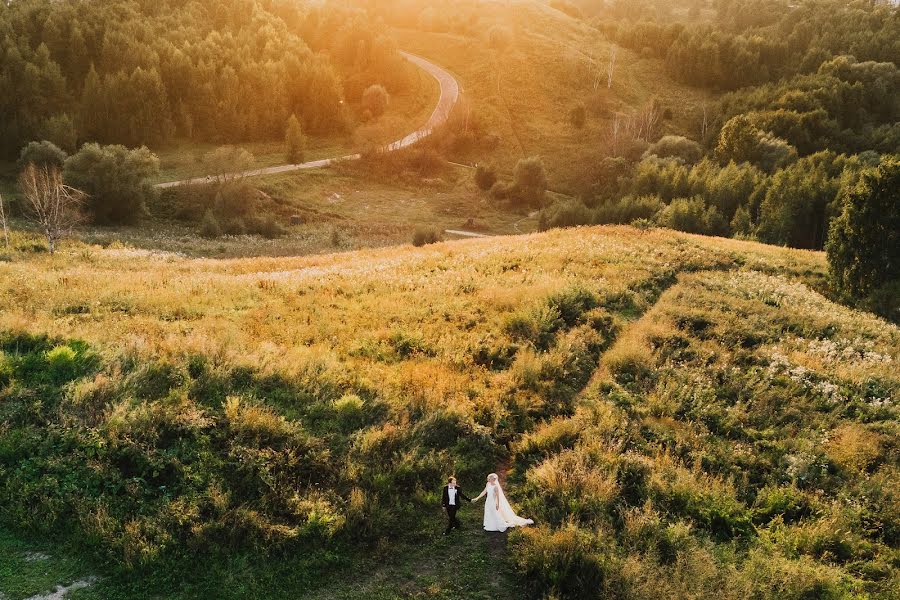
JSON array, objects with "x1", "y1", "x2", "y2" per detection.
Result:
[{"x1": 0, "y1": 226, "x2": 897, "y2": 599}]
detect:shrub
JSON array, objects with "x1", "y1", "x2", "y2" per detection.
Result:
[
  {"x1": 362, "y1": 84, "x2": 389, "y2": 119},
  {"x1": 249, "y1": 215, "x2": 287, "y2": 239},
  {"x1": 199, "y1": 209, "x2": 222, "y2": 238},
  {"x1": 284, "y1": 114, "x2": 305, "y2": 164},
  {"x1": 474, "y1": 164, "x2": 498, "y2": 191},
  {"x1": 642, "y1": 135, "x2": 702, "y2": 164},
  {"x1": 19, "y1": 140, "x2": 68, "y2": 170},
  {"x1": 489, "y1": 180, "x2": 511, "y2": 201},
  {"x1": 594, "y1": 195, "x2": 664, "y2": 225},
  {"x1": 511, "y1": 525, "x2": 610, "y2": 599},
  {"x1": 63, "y1": 143, "x2": 160, "y2": 225},
  {"x1": 223, "y1": 217, "x2": 247, "y2": 236},
  {"x1": 412, "y1": 227, "x2": 441, "y2": 247},
  {"x1": 509, "y1": 157, "x2": 548, "y2": 207},
  {"x1": 540, "y1": 200, "x2": 594, "y2": 230},
  {"x1": 656, "y1": 197, "x2": 728, "y2": 236}
]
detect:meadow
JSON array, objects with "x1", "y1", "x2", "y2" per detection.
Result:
[{"x1": 1, "y1": 224, "x2": 896, "y2": 598}]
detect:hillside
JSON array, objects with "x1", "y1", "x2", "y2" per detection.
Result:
[
  {"x1": 1, "y1": 226, "x2": 897, "y2": 598},
  {"x1": 395, "y1": 0, "x2": 716, "y2": 191}
]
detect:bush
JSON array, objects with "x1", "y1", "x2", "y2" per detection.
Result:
[
  {"x1": 248, "y1": 215, "x2": 287, "y2": 239},
  {"x1": 412, "y1": 227, "x2": 442, "y2": 247},
  {"x1": 593, "y1": 195, "x2": 664, "y2": 225},
  {"x1": 285, "y1": 114, "x2": 305, "y2": 164},
  {"x1": 362, "y1": 84, "x2": 390, "y2": 119},
  {"x1": 63, "y1": 143, "x2": 160, "y2": 225},
  {"x1": 656, "y1": 197, "x2": 728, "y2": 236},
  {"x1": 508, "y1": 157, "x2": 548, "y2": 208},
  {"x1": 19, "y1": 141, "x2": 68, "y2": 170},
  {"x1": 511, "y1": 525, "x2": 609, "y2": 599},
  {"x1": 642, "y1": 135, "x2": 702, "y2": 164},
  {"x1": 223, "y1": 217, "x2": 247, "y2": 236},
  {"x1": 474, "y1": 164, "x2": 498, "y2": 191},
  {"x1": 199, "y1": 209, "x2": 222, "y2": 238}
]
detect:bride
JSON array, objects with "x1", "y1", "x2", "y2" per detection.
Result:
[{"x1": 471, "y1": 473, "x2": 533, "y2": 532}]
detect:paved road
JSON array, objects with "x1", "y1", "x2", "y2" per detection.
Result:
[
  {"x1": 156, "y1": 52, "x2": 460, "y2": 189},
  {"x1": 444, "y1": 229, "x2": 489, "y2": 238}
]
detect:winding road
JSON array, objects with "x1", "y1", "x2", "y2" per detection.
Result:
[{"x1": 155, "y1": 52, "x2": 460, "y2": 190}]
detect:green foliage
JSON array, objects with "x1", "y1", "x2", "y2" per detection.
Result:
[
  {"x1": 474, "y1": 164, "x2": 498, "y2": 191},
  {"x1": 756, "y1": 152, "x2": 846, "y2": 248},
  {"x1": 199, "y1": 209, "x2": 222, "y2": 239},
  {"x1": 63, "y1": 143, "x2": 160, "y2": 225},
  {"x1": 509, "y1": 156, "x2": 549, "y2": 208},
  {"x1": 18, "y1": 141, "x2": 67, "y2": 170},
  {"x1": 716, "y1": 115, "x2": 797, "y2": 173},
  {"x1": 0, "y1": 0, "x2": 417, "y2": 156},
  {"x1": 643, "y1": 135, "x2": 702, "y2": 164},
  {"x1": 826, "y1": 156, "x2": 900, "y2": 303},
  {"x1": 656, "y1": 197, "x2": 728, "y2": 236},
  {"x1": 361, "y1": 84, "x2": 390, "y2": 119},
  {"x1": 511, "y1": 526, "x2": 609, "y2": 600},
  {"x1": 284, "y1": 115, "x2": 305, "y2": 164}
]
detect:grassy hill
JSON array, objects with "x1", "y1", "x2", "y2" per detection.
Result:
[
  {"x1": 1, "y1": 225, "x2": 897, "y2": 598},
  {"x1": 395, "y1": 0, "x2": 717, "y2": 191}
]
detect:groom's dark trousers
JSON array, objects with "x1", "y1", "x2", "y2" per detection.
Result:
[{"x1": 441, "y1": 485, "x2": 471, "y2": 535}]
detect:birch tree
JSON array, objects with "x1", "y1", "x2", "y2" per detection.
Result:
[
  {"x1": 0, "y1": 193, "x2": 9, "y2": 250},
  {"x1": 607, "y1": 45, "x2": 618, "y2": 89},
  {"x1": 19, "y1": 164, "x2": 85, "y2": 254}
]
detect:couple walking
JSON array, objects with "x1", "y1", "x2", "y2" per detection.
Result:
[{"x1": 441, "y1": 474, "x2": 533, "y2": 535}]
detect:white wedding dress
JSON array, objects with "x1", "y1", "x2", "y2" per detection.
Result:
[{"x1": 483, "y1": 482, "x2": 534, "y2": 532}]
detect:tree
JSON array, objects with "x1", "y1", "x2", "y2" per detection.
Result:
[
  {"x1": 826, "y1": 157, "x2": 900, "y2": 300},
  {"x1": 362, "y1": 84, "x2": 389, "y2": 119},
  {"x1": 19, "y1": 141, "x2": 68, "y2": 170},
  {"x1": 63, "y1": 144, "x2": 159, "y2": 225},
  {"x1": 0, "y1": 193, "x2": 9, "y2": 250},
  {"x1": 756, "y1": 153, "x2": 841, "y2": 248},
  {"x1": 716, "y1": 115, "x2": 797, "y2": 172},
  {"x1": 475, "y1": 164, "x2": 498, "y2": 191},
  {"x1": 38, "y1": 114, "x2": 78, "y2": 153},
  {"x1": 199, "y1": 209, "x2": 222, "y2": 239},
  {"x1": 642, "y1": 135, "x2": 702, "y2": 164},
  {"x1": 19, "y1": 164, "x2": 85, "y2": 254},
  {"x1": 203, "y1": 146, "x2": 255, "y2": 186},
  {"x1": 511, "y1": 157, "x2": 549, "y2": 207},
  {"x1": 715, "y1": 115, "x2": 762, "y2": 165},
  {"x1": 285, "y1": 114, "x2": 306, "y2": 164},
  {"x1": 606, "y1": 45, "x2": 618, "y2": 89}
]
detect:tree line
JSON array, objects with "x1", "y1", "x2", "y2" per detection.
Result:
[{"x1": 0, "y1": 0, "x2": 411, "y2": 158}]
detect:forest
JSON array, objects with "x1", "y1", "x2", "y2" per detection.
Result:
[
  {"x1": 531, "y1": 0, "x2": 898, "y2": 300},
  {"x1": 0, "y1": 0, "x2": 411, "y2": 157}
]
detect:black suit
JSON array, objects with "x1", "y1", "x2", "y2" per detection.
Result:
[{"x1": 441, "y1": 485, "x2": 471, "y2": 535}]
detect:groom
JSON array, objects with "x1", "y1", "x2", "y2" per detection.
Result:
[{"x1": 441, "y1": 476, "x2": 471, "y2": 535}]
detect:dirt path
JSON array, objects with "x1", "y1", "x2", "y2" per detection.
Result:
[{"x1": 156, "y1": 52, "x2": 460, "y2": 190}]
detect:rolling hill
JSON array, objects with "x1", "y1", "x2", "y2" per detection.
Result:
[{"x1": 1, "y1": 225, "x2": 897, "y2": 598}]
